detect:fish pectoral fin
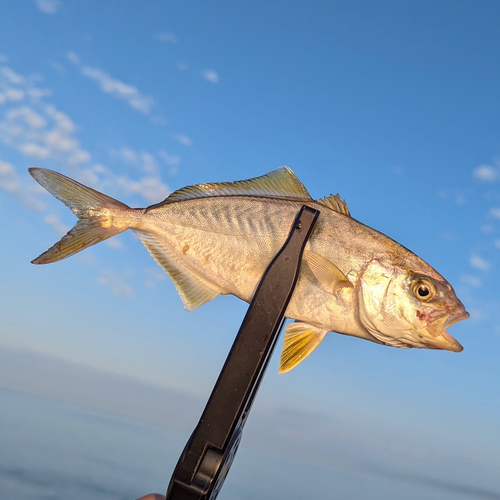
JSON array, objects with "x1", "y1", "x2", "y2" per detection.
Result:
[
  {"x1": 134, "y1": 230, "x2": 220, "y2": 311},
  {"x1": 278, "y1": 322, "x2": 329, "y2": 374},
  {"x1": 303, "y1": 250, "x2": 353, "y2": 294}
]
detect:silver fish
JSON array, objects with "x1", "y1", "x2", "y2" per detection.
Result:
[{"x1": 29, "y1": 167, "x2": 469, "y2": 373}]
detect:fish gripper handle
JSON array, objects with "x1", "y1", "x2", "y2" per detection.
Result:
[{"x1": 166, "y1": 205, "x2": 320, "y2": 500}]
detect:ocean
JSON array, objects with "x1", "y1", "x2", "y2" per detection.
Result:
[{"x1": 0, "y1": 387, "x2": 184, "y2": 500}]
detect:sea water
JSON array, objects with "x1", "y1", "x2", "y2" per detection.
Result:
[
  {"x1": 0, "y1": 388, "x2": 184, "y2": 500},
  {"x1": 1, "y1": 387, "x2": 482, "y2": 500}
]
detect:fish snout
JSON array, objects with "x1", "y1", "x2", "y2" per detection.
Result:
[{"x1": 421, "y1": 307, "x2": 469, "y2": 352}]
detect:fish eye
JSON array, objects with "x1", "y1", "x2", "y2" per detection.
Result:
[{"x1": 411, "y1": 278, "x2": 437, "y2": 302}]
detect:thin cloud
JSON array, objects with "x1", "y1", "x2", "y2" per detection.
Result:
[
  {"x1": 172, "y1": 133, "x2": 192, "y2": 147},
  {"x1": 154, "y1": 32, "x2": 178, "y2": 44},
  {"x1": 158, "y1": 150, "x2": 180, "y2": 166},
  {"x1": 50, "y1": 61, "x2": 65, "y2": 74},
  {"x1": 0, "y1": 64, "x2": 91, "y2": 212},
  {"x1": 66, "y1": 51, "x2": 80, "y2": 65},
  {"x1": 474, "y1": 164, "x2": 499, "y2": 182},
  {"x1": 66, "y1": 52, "x2": 153, "y2": 115},
  {"x1": 470, "y1": 255, "x2": 491, "y2": 271},
  {"x1": 34, "y1": 0, "x2": 60, "y2": 14},
  {"x1": 110, "y1": 147, "x2": 162, "y2": 174},
  {"x1": 117, "y1": 175, "x2": 170, "y2": 203},
  {"x1": 0, "y1": 159, "x2": 20, "y2": 193},
  {"x1": 202, "y1": 69, "x2": 219, "y2": 84},
  {"x1": 81, "y1": 66, "x2": 153, "y2": 114},
  {"x1": 490, "y1": 208, "x2": 500, "y2": 219},
  {"x1": 97, "y1": 269, "x2": 134, "y2": 298},
  {"x1": 44, "y1": 214, "x2": 69, "y2": 235}
]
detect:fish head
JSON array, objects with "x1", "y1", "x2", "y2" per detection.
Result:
[{"x1": 357, "y1": 259, "x2": 469, "y2": 351}]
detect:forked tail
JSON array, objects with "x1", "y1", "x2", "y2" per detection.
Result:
[{"x1": 29, "y1": 168, "x2": 131, "y2": 264}]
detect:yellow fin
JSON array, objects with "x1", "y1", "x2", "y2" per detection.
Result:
[
  {"x1": 303, "y1": 250, "x2": 353, "y2": 294},
  {"x1": 279, "y1": 322, "x2": 329, "y2": 374},
  {"x1": 146, "y1": 166, "x2": 312, "y2": 211},
  {"x1": 317, "y1": 194, "x2": 350, "y2": 216},
  {"x1": 134, "y1": 230, "x2": 220, "y2": 311}
]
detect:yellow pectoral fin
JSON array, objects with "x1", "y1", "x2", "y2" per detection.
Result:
[
  {"x1": 278, "y1": 322, "x2": 329, "y2": 374},
  {"x1": 303, "y1": 250, "x2": 353, "y2": 294}
]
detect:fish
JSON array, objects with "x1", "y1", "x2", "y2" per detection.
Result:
[{"x1": 29, "y1": 166, "x2": 469, "y2": 373}]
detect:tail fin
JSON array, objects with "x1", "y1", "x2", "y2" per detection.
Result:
[{"x1": 29, "y1": 168, "x2": 131, "y2": 264}]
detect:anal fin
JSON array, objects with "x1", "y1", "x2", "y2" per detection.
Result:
[
  {"x1": 134, "y1": 230, "x2": 220, "y2": 311},
  {"x1": 278, "y1": 322, "x2": 329, "y2": 374}
]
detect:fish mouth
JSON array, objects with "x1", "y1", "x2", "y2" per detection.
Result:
[{"x1": 420, "y1": 309, "x2": 470, "y2": 352}]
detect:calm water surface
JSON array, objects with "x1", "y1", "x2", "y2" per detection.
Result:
[{"x1": 0, "y1": 388, "x2": 184, "y2": 500}]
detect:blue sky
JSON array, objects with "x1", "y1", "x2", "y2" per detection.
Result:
[{"x1": 1, "y1": 1, "x2": 500, "y2": 498}]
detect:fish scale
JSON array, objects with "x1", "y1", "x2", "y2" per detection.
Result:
[{"x1": 29, "y1": 166, "x2": 469, "y2": 373}]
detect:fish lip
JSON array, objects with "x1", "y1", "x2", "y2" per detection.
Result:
[
  {"x1": 420, "y1": 308, "x2": 469, "y2": 352},
  {"x1": 442, "y1": 309, "x2": 470, "y2": 329}
]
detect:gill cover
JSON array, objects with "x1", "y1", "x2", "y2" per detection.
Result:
[{"x1": 357, "y1": 260, "x2": 413, "y2": 348}]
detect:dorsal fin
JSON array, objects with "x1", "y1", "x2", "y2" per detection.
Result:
[
  {"x1": 317, "y1": 194, "x2": 350, "y2": 216},
  {"x1": 147, "y1": 167, "x2": 312, "y2": 210}
]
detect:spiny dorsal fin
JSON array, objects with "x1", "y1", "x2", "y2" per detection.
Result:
[
  {"x1": 133, "y1": 230, "x2": 221, "y2": 311},
  {"x1": 148, "y1": 167, "x2": 312, "y2": 210},
  {"x1": 278, "y1": 322, "x2": 329, "y2": 374},
  {"x1": 317, "y1": 194, "x2": 350, "y2": 216},
  {"x1": 303, "y1": 250, "x2": 353, "y2": 294}
]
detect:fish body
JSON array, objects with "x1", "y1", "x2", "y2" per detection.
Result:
[{"x1": 29, "y1": 167, "x2": 469, "y2": 372}]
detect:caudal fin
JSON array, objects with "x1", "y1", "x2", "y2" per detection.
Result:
[{"x1": 29, "y1": 168, "x2": 131, "y2": 264}]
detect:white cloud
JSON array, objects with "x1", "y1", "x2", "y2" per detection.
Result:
[
  {"x1": 80, "y1": 65, "x2": 153, "y2": 114},
  {"x1": 20, "y1": 143, "x2": 51, "y2": 158},
  {"x1": 159, "y1": 150, "x2": 180, "y2": 166},
  {"x1": 1, "y1": 67, "x2": 25, "y2": 85},
  {"x1": 66, "y1": 52, "x2": 154, "y2": 115},
  {"x1": 0, "y1": 159, "x2": 20, "y2": 193},
  {"x1": 0, "y1": 64, "x2": 94, "y2": 213},
  {"x1": 172, "y1": 133, "x2": 192, "y2": 147},
  {"x1": 1, "y1": 101, "x2": 91, "y2": 166},
  {"x1": 473, "y1": 164, "x2": 498, "y2": 182},
  {"x1": 202, "y1": 69, "x2": 219, "y2": 84},
  {"x1": 50, "y1": 62, "x2": 65, "y2": 74},
  {"x1": 110, "y1": 147, "x2": 162, "y2": 174},
  {"x1": 494, "y1": 239, "x2": 500, "y2": 250},
  {"x1": 44, "y1": 214, "x2": 69, "y2": 235},
  {"x1": 66, "y1": 51, "x2": 80, "y2": 66},
  {"x1": 154, "y1": 33, "x2": 178, "y2": 44},
  {"x1": 97, "y1": 269, "x2": 134, "y2": 298},
  {"x1": 117, "y1": 175, "x2": 170, "y2": 203},
  {"x1": 34, "y1": 0, "x2": 60, "y2": 14},
  {"x1": 470, "y1": 255, "x2": 491, "y2": 271},
  {"x1": 7, "y1": 107, "x2": 47, "y2": 128},
  {"x1": 480, "y1": 224, "x2": 495, "y2": 233},
  {"x1": 0, "y1": 54, "x2": 8, "y2": 63},
  {"x1": 106, "y1": 238, "x2": 123, "y2": 249},
  {"x1": 5, "y1": 89, "x2": 24, "y2": 101},
  {"x1": 0, "y1": 160, "x2": 14, "y2": 175},
  {"x1": 177, "y1": 62, "x2": 188, "y2": 71},
  {"x1": 438, "y1": 188, "x2": 466, "y2": 205},
  {"x1": 490, "y1": 208, "x2": 500, "y2": 219}
]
